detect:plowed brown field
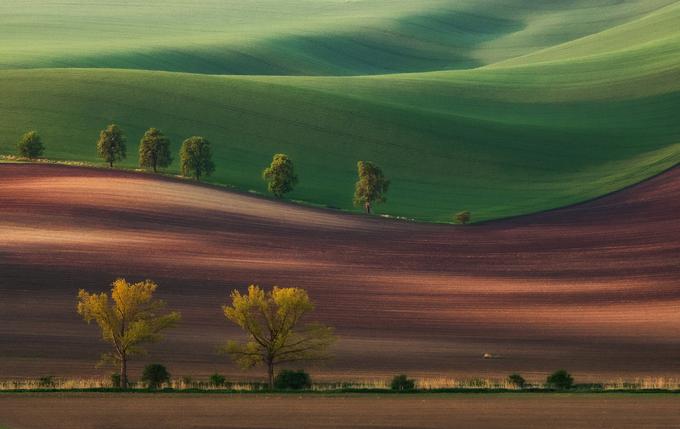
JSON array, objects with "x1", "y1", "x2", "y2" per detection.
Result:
[
  {"x1": 2, "y1": 393, "x2": 680, "y2": 429},
  {"x1": 1, "y1": 164, "x2": 679, "y2": 381}
]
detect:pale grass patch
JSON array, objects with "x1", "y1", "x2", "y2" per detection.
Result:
[
  {"x1": 310, "y1": 379, "x2": 389, "y2": 391},
  {"x1": 168, "y1": 379, "x2": 266, "y2": 391},
  {"x1": 2, "y1": 376, "x2": 680, "y2": 391},
  {"x1": 603, "y1": 377, "x2": 680, "y2": 390},
  {"x1": 416, "y1": 377, "x2": 517, "y2": 390},
  {"x1": 0, "y1": 378, "x2": 112, "y2": 390}
]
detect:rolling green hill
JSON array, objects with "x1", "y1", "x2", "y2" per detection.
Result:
[{"x1": 0, "y1": 0, "x2": 678, "y2": 221}]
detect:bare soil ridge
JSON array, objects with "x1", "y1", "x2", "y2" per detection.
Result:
[{"x1": 0, "y1": 164, "x2": 679, "y2": 379}]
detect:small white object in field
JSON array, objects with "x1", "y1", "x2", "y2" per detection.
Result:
[{"x1": 483, "y1": 353, "x2": 494, "y2": 359}]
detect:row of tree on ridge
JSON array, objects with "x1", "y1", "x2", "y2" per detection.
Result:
[{"x1": 15, "y1": 127, "x2": 471, "y2": 222}]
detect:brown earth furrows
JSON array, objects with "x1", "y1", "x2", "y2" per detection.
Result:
[
  {"x1": 2, "y1": 393, "x2": 680, "y2": 429},
  {"x1": 0, "y1": 163, "x2": 679, "y2": 380}
]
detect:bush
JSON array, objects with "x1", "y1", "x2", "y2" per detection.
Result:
[
  {"x1": 38, "y1": 376, "x2": 55, "y2": 388},
  {"x1": 546, "y1": 370, "x2": 574, "y2": 390},
  {"x1": 111, "y1": 373, "x2": 121, "y2": 388},
  {"x1": 209, "y1": 373, "x2": 226, "y2": 387},
  {"x1": 390, "y1": 374, "x2": 415, "y2": 391},
  {"x1": 508, "y1": 373, "x2": 526, "y2": 389},
  {"x1": 455, "y1": 211, "x2": 471, "y2": 225},
  {"x1": 141, "y1": 363, "x2": 171, "y2": 389},
  {"x1": 274, "y1": 369, "x2": 311, "y2": 390}
]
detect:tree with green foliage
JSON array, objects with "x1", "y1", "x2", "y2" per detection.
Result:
[
  {"x1": 139, "y1": 128, "x2": 172, "y2": 173},
  {"x1": 180, "y1": 136, "x2": 215, "y2": 181},
  {"x1": 262, "y1": 153, "x2": 298, "y2": 197},
  {"x1": 209, "y1": 373, "x2": 226, "y2": 387},
  {"x1": 455, "y1": 211, "x2": 471, "y2": 225},
  {"x1": 76, "y1": 278, "x2": 181, "y2": 389},
  {"x1": 141, "y1": 363, "x2": 171, "y2": 389},
  {"x1": 17, "y1": 131, "x2": 44, "y2": 159},
  {"x1": 97, "y1": 124, "x2": 126, "y2": 167},
  {"x1": 222, "y1": 285, "x2": 335, "y2": 389},
  {"x1": 546, "y1": 369, "x2": 574, "y2": 390},
  {"x1": 353, "y1": 161, "x2": 390, "y2": 214}
]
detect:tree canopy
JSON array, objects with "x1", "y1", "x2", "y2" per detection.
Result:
[
  {"x1": 353, "y1": 161, "x2": 390, "y2": 214},
  {"x1": 262, "y1": 153, "x2": 298, "y2": 197},
  {"x1": 96, "y1": 124, "x2": 126, "y2": 167},
  {"x1": 180, "y1": 136, "x2": 215, "y2": 181},
  {"x1": 222, "y1": 285, "x2": 334, "y2": 389},
  {"x1": 17, "y1": 130, "x2": 44, "y2": 159},
  {"x1": 76, "y1": 278, "x2": 181, "y2": 388},
  {"x1": 139, "y1": 128, "x2": 172, "y2": 172}
]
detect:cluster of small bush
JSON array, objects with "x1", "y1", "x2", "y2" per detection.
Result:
[
  {"x1": 386, "y1": 370, "x2": 575, "y2": 392},
  {"x1": 111, "y1": 365, "x2": 312, "y2": 390},
  {"x1": 39, "y1": 368, "x2": 576, "y2": 391},
  {"x1": 506, "y1": 370, "x2": 574, "y2": 390}
]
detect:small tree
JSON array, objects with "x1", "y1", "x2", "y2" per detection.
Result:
[
  {"x1": 262, "y1": 153, "x2": 298, "y2": 197},
  {"x1": 222, "y1": 285, "x2": 335, "y2": 389},
  {"x1": 139, "y1": 128, "x2": 172, "y2": 173},
  {"x1": 76, "y1": 278, "x2": 181, "y2": 389},
  {"x1": 455, "y1": 211, "x2": 471, "y2": 225},
  {"x1": 180, "y1": 136, "x2": 215, "y2": 181},
  {"x1": 353, "y1": 161, "x2": 390, "y2": 214},
  {"x1": 390, "y1": 374, "x2": 415, "y2": 391},
  {"x1": 97, "y1": 124, "x2": 126, "y2": 167},
  {"x1": 546, "y1": 370, "x2": 574, "y2": 390},
  {"x1": 141, "y1": 363, "x2": 171, "y2": 389},
  {"x1": 508, "y1": 373, "x2": 526, "y2": 389},
  {"x1": 17, "y1": 131, "x2": 44, "y2": 159}
]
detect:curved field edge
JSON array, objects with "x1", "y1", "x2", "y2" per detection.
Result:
[
  {"x1": 1, "y1": 64, "x2": 678, "y2": 222},
  {"x1": 1, "y1": 1, "x2": 679, "y2": 222}
]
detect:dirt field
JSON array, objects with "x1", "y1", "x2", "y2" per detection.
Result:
[
  {"x1": 1, "y1": 393, "x2": 679, "y2": 429},
  {"x1": 1, "y1": 164, "x2": 679, "y2": 381}
]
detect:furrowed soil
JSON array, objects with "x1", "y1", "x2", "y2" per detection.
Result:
[
  {"x1": 1, "y1": 393, "x2": 679, "y2": 429},
  {"x1": 1, "y1": 164, "x2": 679, "y2": 381}
]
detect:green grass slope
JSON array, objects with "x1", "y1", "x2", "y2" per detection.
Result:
[
  {"x1": 0, "y1": 0, "x2": 676, "y2": 75},
  {"x1": 0, "y1": 1, "x2": 678, "y2": 222}
]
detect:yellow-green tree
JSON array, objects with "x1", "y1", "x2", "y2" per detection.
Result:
[
  {"x1": 179, "y1": 136, "x2": 214, "y2": 180},
  {"x1": 222, "y1": 285, "x2": 335, "y2": 389},
  {"x1": 96, "y1": 124, "x2": 126, "y2": 168},
  {"x1": 76, "y1": 279, "x2": 181, "y2": 388},
  {"x1": 138, "y1": 128, "x2": 172, "y2": 173},
  {"x1": 262, "y1": 153, "x2": 298, "y2": 197},
  {"x1": 17, "y1": 130, "x2": 44, "y2": 159},
  {"x1": 353, "y1": 161, "x2": 390, "y2": 214}
]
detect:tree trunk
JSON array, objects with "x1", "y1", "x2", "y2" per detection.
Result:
[
  {"x1": 364, "y1": 202, "x2": 371, "y2": 214},
  {"x1": 267, "y1": 360, "x2": 274, "y2": 390},
  {"x1": 120, "y1": 355, "x2": 128, "y2": 389},
  {"x1": 109, "y1": 161, "x2": 113, "y2": 168},
  {"x1": 153, "y1": 163, "x2": 157, "y2": 173}
]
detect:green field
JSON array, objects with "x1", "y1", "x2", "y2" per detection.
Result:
[{"x1": 1, "y1": 0, "x2": 679, "y2": 221}]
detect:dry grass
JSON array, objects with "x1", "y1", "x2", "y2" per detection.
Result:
[{"x1": 2, "y1": 376, "x2": 680, "y2": 391}]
